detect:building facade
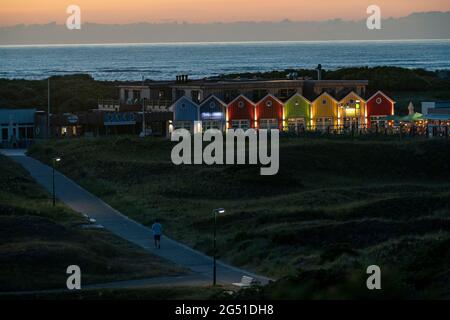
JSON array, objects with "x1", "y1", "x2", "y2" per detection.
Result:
[
  {"x1": 255, "y1": 94, "x2": 284, "y2": 130},
  {"x1": 366, "y1": 91, "x2": 396, "y2": 128},
  {"x1": 0, "y1": 109, "x2": 36, "y2": 148},
  {"x1": 338, "y1": 92, "x2": 367, "y2": 129},
  {"x1": 311, "y1": 92, "x2": 339, "y2": 130},
  {"x1": 227, "y1": 95, "x2": 256, "y2": 130},
  {"x1": 283, "y1": 94, "x2": 311, "y2": 132}
]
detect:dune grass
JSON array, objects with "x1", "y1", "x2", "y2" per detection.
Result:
[
  {"x1": 0, "y1": 155, "x2": 185, "y2": 292},
  {"x1": 27, "y1": 136, "x2": 450, "y2": 298}
]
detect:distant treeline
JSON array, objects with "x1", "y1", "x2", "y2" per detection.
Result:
[
  {"x1": 1, "y1": 67, "x2": 449, "y2": 114},
  {"x1": 223, "y1": 66, "x2": 450, "y2": 92}
]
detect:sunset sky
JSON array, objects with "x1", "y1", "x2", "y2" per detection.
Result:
[{"x1": 1, "y1": 0, "x2": 450, "y2": 26}]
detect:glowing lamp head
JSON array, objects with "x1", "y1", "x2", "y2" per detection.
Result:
[{"x1": 215, "y1": 208, "x2": 225, "y2": 214}]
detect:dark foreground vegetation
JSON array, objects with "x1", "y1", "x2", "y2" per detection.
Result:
[
  {"x1": 0, "y1": 155, "x2": 183, "y2": 292},
  {"x1": 1, "y1": 67, "x2": 449, "y2": 115},
  {"x1": 1, "y1": 286, "x2": 223, "y2": 300},
  {"x1": 28, "y1": 136, "x2": 450, "y2": 299}
]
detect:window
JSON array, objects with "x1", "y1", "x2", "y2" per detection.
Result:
[
  {"x1": 1, "y1": 128, "x2": 7, "y2": 140},
  {"x1": 259, "y1": 119, "x2": 278, "y2": 129},
  {"x1": 191, "y1": 91, "x2": 200, "y2": 103},
  {"x1": 203, "y1": 121, "x2": 222, "y2": 131},
  {"x1": 370, "y1": 116, "x2": 386, "y2": 128},
  {"x1": 322, "y1": 100, "x2": 327, "y2": 105},
  {"x1": 133, "y1": 90, "x2": 141, "y2": 101},
  {"x1": 124, "y1": 89, "x2": 129, "y2": 101},
  {"x1": 266, "y1": 100, "x2": 273, "y2": 107},
  {"x1": 277, "y1": 89, "x2": 296, "y2": 99},
  {"x1": 376, "y1": 97, "x2": 382, "y2": 104},
  {"x1": 253, "y1": 89, "x2": 268, "y2": 101},
  {"x1": 174, "y1": 121, "x2": 192, "y2": 131},
  {"x1": 238, "y1": 101, "x2": 245, "y2": 108},
  {"x1": 210, "y1": 101, "x2": 216, "y2": 109},
  {"x1": 287, "y1": 118, "x2": 306, "y2": 132},
  {"x1": 343, "y1": 117, "x2": 359, "y2": 128},
  {"x1": 231, "y1": 120, "x2": 250, "y2": 130},
  {"x1": 181, "y1": 103, "x2": 186, "y2": 109},
  {"x1": 316, "y1": 117, "x2": 333, "y2": 129}
]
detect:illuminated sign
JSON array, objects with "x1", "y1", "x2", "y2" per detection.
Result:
[
  {"x1": 104, "y1": 112, "x2": 136, "y2": 126},
  {"x1": 201, "y1": 112, "x2": 224, "y2": 120}
]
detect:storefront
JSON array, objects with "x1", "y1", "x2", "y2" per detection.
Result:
[{"x1": 0, "y1": 109, "x2": 36, "y2": 148}]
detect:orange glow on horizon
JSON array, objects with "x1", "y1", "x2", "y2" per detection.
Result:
[{"x1": 0, "y1": 0, "x2": 450, "y2": 26}]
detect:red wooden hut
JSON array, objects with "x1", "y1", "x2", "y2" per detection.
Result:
[
  {"x1": 226, "y1": 94, "x2": 256, "y2": 130},
  {"x1": 255, "y1": 94, "x2": 284, "y2": 130},
  {"x1": 366, "y1": 91, "x2": 396, "y2": 128}
]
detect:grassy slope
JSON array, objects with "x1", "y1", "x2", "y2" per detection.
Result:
[
  {"x1": 28, "y1": 136, "x2": 450, "y2": 298},
  {"x1": 0, "y1": 155, "x2": 184, "y2": 292}
]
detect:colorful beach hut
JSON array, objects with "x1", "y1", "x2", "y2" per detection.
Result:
[
  {"x1": 366, "y1": 91, "x2": 396, "y2": 128},
  {"x1": 338, "y1": 92, "x2": 367, "y2": 129},
  {"x1": 199, "y1": 95, "x2": 227, "y2": 132},
  {"x1": 171, "y1": 96, "x2": 199, "y2": 132},
  {"x1": 311, "y1": 92, "x2": 339, "y2": 130},
  {"x1": 283, "y1": 93, "x2": 311, "y2": 132},
  {"x1": 255, "y1": 94, "x2": 283, "y2": 130},
  {"x1": 227, "y1": 94, "x2": 256, "y2": 130}
]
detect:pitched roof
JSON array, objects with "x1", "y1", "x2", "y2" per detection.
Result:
[
  {"x1": 256, "y1": 93, "x2": 284, "y2": 106},
  {"x1": 285, "y1": 93, "x2": 312, "y2": 104},
  {"x1": 169, "y1": 95, "x2": 199, "y2": 108},
  {"x1": 228, "y1": 94, "x2": 256, "y2": 106},
  {"x1": 366, "y1": 90, "x2": 396, "y2": 104},
  {"x1": 312, "y1": 92, "x2": 338, "y2": 103},
  {"x1": 339, "y1": 91, "x2": 366, "y2": 103},
  {"x1": 199, "y1": 94, "x2": 227, "y2": 107}
]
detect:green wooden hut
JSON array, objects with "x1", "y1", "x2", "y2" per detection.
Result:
[{"x1": 283, "y1": 93, "x2": 311, "y2": 132}]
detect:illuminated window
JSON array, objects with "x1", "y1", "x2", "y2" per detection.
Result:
[
  {"x1": 260, "y1": 119, "x2": 278, "y2": 129},
  {"x1": 231, "y1": 120, "x2": 250, "y2": 130}
]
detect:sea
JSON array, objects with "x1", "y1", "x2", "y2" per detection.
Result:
[{"x1": 0, "y1": 40, "x2": 449, "y2": 81}]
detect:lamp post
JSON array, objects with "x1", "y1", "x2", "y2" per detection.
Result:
[
  {"x1": 212, "y1": 208, "x2": 225, "y2": 286},
  {"x1": 52, "y1": 157, "x2": 61, "y2": 206}
]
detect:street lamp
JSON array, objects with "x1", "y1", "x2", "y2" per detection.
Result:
[
  {"x1": 212, "y1": 208, "x2": 225, "y2": 286},
  {"x1": 52, "y1": 157, "x2": 61, "y2": 206}
]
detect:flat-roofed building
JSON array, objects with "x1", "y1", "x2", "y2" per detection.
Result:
[
  {"x1": 112, "y1": 76, "x2": 368, "y2": 110},
  {"x1": 0, "y1": 108, "x2": 36, "y2": 148}
]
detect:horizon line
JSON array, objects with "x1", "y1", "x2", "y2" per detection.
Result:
[
  {"x1": 1, "y1": 39, "x2": 450, "y2": 48},
  {"x1": 1, "y1": 10, "x2": 449, "y2": 28}
]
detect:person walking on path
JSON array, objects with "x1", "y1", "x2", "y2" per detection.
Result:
[{"x1": 152, "y1": 219, "x2": 163, "y2": 249}]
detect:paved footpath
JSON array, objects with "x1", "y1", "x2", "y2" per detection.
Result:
[{"x1": 1, "y1": 149, "x2": 272, "y2": 288}]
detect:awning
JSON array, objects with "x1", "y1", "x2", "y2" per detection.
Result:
[
  {"x1": 423, "y1": 114, "x2": 450, "y2": 121},
  {"x1": 385, "y1": 115, "x2": 400, "y2": 121},
  {"x1": 399, "y1": 113, "x2": 423, "y2": 122}
]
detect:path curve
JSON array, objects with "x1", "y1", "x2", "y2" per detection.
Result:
[{"x1": 1, "y1": 149, "x2": 272, "y2": 289}]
